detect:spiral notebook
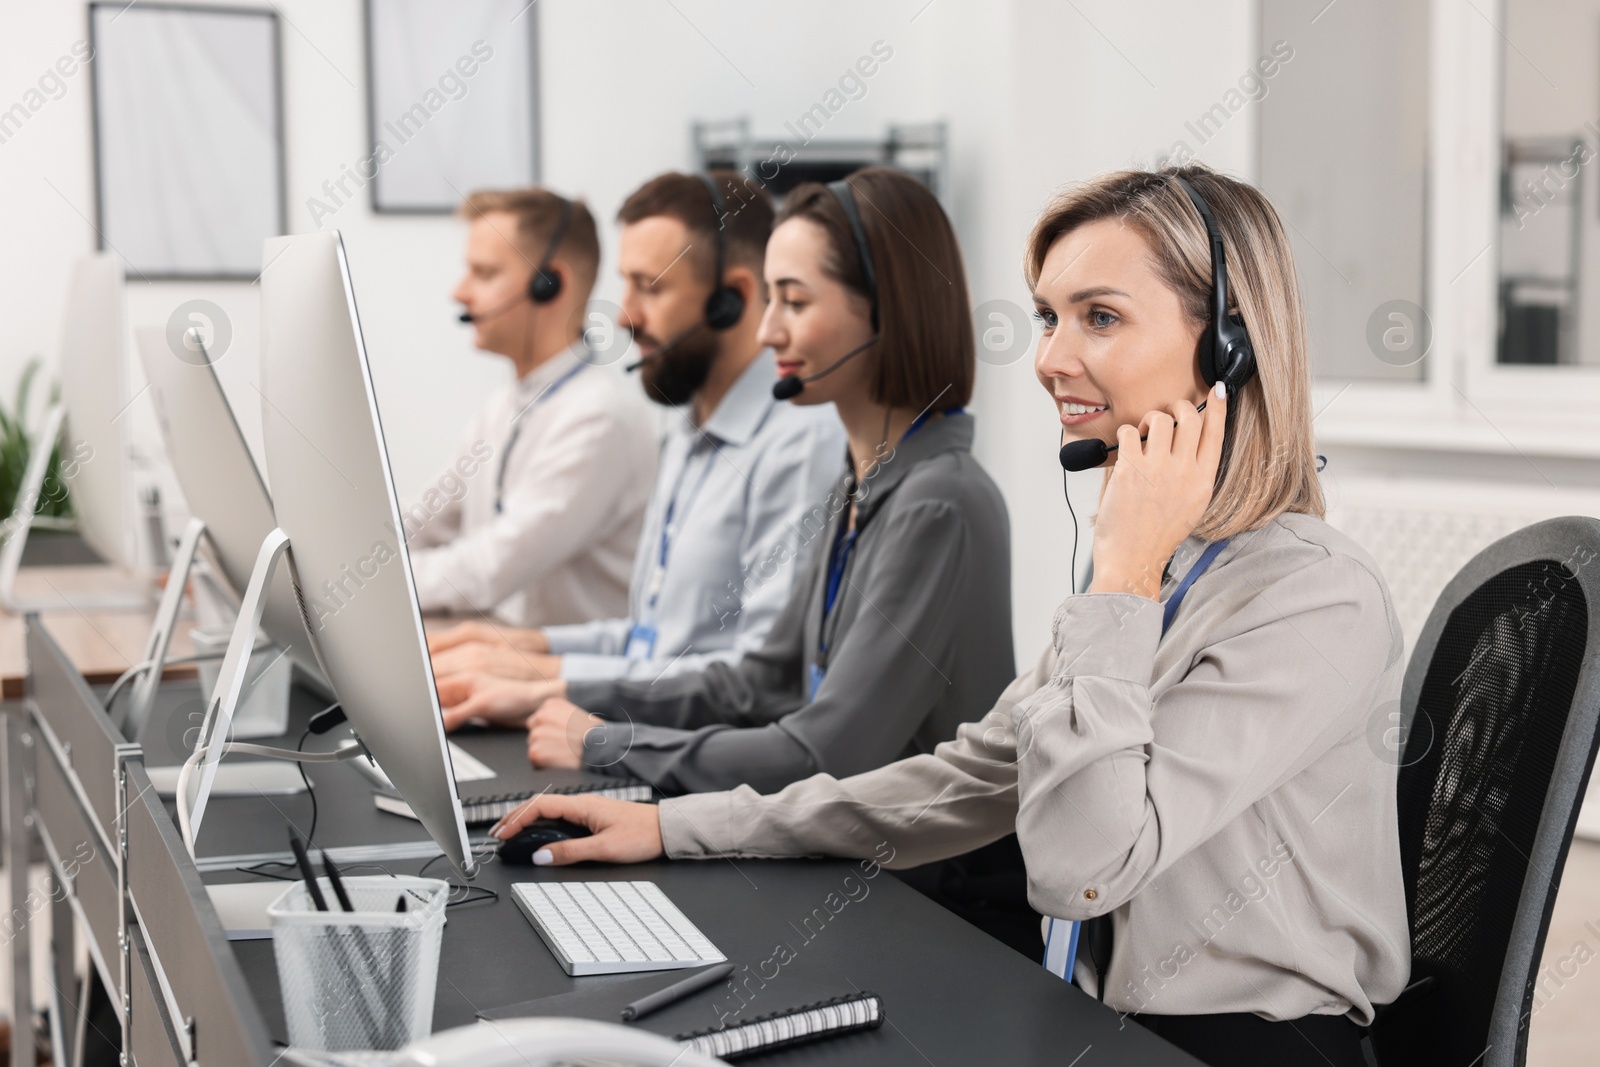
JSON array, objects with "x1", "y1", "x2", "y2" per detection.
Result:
[{"x1": 479, "y1": 968, "x2": 885, "y2": 1060}]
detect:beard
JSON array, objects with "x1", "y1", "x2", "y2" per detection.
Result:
[{"x1": 637, "y1": 324, "x2": 717, "y2": 407}]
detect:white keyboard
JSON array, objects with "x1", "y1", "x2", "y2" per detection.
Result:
[{"x1": 511, "y1": 880, "x2": 725, "y2": 976}]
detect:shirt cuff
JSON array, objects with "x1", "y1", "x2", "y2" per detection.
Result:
[
  {"x1": 557, "y1": 653, "x2": 629, "y2": 682},
  {"x1": 1050, "y1": 592, "x2": 1163, "y2": 683},
  {"x1": 658, "y1": 792, "x2": 739, "y2": 858},
  {"x1": 542, "y1": 623, "x2": 601, "y2": 656},
  {"x1": 564, "y1": 679, "x2": 618, "y2": 715}
]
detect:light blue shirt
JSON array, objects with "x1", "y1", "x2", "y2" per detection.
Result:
[{"x1": 544, "y1": 351, "x2": 844, "y2": 681}]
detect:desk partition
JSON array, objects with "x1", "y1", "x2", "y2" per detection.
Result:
[{"x1": 5, "y1": 616, "x2": 277, "y2": 1067}]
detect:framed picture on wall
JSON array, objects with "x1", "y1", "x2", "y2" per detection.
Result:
[
  {"x1": 88, "y1": 3, "x2": 285, "y2": 279},
  {"x1": 364, "y1": 0, "x2": 541, "y2": 214}
]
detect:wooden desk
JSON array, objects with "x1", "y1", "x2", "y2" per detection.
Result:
[{"x1": 0, "y1": 565, "x2": 195, "y2": 698}]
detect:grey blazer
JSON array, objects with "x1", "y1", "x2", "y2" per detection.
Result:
[{"x1": 567, "y1": 412, "x2": 1015, "y2": 796}]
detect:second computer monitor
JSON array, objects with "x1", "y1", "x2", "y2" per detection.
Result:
[
  {"x1": 256, "y1": 230, "x2": 473, "y2": 876},
  {"x1": 134, "y1": 325, "x2": 326, "y2": 688},
  {"x1": 58, "y1": 253, "x2": 138, "y2": 569}
]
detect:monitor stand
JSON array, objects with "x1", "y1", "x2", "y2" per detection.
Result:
[{"x1": 175, "y1": 526, "x2": 367, "y2": 857}]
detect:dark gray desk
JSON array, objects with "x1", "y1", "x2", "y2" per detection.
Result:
[
  {"x1": 186, "y1": 694, "x2": 1205, "y2": 1066},
  {"x1": 140, "y1": 681, "x2": 618, "y2": 870}
]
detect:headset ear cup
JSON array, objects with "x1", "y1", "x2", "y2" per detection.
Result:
[
  {"x1": 703, "y1": 286, "x2": 744, "y2": 331},
  {"x1": 1218, "y1": 317, "x2": 1256, "y2": 391},
  {"x1": 1196, "y1": 323, "x2": 1220, "y2": 387},
  {"x1": 1225, "y1": 340, "x2": 1256, "y2": 391},
  {"x1": 528, "y1": 268, "x2": 562, "y2": 304}
]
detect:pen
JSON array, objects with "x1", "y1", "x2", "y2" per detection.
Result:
[
  {"x1": 289, "y1": 829, "x2": 379, "y2": 1045},
  {"x1": 288, "y1": 830, "x2": 328, "y2": 911},
  {"x1": 621, "y1": 962, "x2": 735, "y2": 1022},
  {"x1": 321, "y1": 850, "x2": 355, "y2": 912}
]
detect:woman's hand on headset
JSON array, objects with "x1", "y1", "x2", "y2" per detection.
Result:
[{"x1": 1089, "y1": 382, "x2": 1228, "y2": 600}]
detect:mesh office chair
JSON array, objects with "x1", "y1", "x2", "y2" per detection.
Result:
[{"x1": 1369, "y1": 516, "x2": 1600, "y2": 1067}]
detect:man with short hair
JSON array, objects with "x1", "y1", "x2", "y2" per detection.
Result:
[
  {"x1": 429, "y1": 171, "x2": 843, "y2": 715},
  {"x1": 407, "y1": 188, "x2": 657, "y2": 627}
]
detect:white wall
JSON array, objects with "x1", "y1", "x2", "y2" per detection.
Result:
[{"x1": 0, "y1": 0, "x2": 1256, "y2": 665}]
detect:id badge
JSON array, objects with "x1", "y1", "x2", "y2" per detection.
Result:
[
  {"x1": 1043, "y1": 918, "x2": 1081, "y2": 981},
  {"x1": 807, "y1": 663, "x2": 826, "y2": 701},
  {"x1": 624, "y1": 623, "x2": 657, "y2": 660}
]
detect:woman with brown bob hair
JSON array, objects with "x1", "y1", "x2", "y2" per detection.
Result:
[
  {"x1": 490, "y1": 165, "x2": 1409, "y2": 1066},
  {"x1": 458, "y1": 167, "x2": 1017, "y2": 814}
]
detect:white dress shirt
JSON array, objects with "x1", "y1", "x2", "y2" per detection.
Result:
[
  {"x1": 407, "y1": 341, "x2": 658, "y2": 627},
  {"x1": 543, "y1": 351, "x2": 843, "y2": 681}
]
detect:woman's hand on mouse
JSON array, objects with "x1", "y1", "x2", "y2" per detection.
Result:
[
  {"x1": 436, "y1": 674, "x2": 565, "y2": 731},
  {"x1": 1090, "y1": 382, "x2": 1228, "y2": 600},
  {"x1": 526, "y1": 699, "x2": 605, "y2": 770},
  {"x1": 491, "y1": 794, "x2": 664, "y2": 866}
]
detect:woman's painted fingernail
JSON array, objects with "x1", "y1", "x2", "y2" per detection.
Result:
[
  {"x1": 1213, "y1": 381, "x2": 1226, "y2": 399},
  {"x1": 532, "y1": 849, "x2": 554, "y2": 866}
]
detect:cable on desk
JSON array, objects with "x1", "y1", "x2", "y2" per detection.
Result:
[
  {"x1": 232, "y1": 857, "x2": 496, "y2": 908},
  {"x1": 445, "y1": 885, "x2": 498, "y2": 909},
  {"x1": 297, "y1": 725, "x2": 317, "y2": 846}
]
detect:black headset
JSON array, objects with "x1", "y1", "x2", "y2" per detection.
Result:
[
  {"x1": 527, "y1": 195, "x2": 573, "y2": 304},
  {"x1": 1170, "y1": 175, "x2": 1255, "y2": 393},
  {"x1": 829, "y1": 177, "x2": 880, "y2": 331},
  {"x1": 457, "y1": 194, "x2": 572, "y2": 323},
  {"x1": 1057, "y1": 174, "x2": 1256, "y2": 474},
  {"x1": 697, "y1": 173, "x2": 746, "y2": 331},
  {"x1": 770, "y1": 177, "x2": 881, "y2": 401}
]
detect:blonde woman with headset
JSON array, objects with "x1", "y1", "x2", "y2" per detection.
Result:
[{"x1": 484, "y1": 166, "x2": 1409, "y2": 1067}]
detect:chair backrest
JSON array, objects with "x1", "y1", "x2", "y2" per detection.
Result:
[{"x1": 1373, "y1": 516, "x2": 1600, "y2": 1067}]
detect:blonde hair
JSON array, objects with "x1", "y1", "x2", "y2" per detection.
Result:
[
  {"x1": 458, "y1": 187, "x2": 600, "y2": 296},
  {"x1": 1024, "y1": 165, "x2": 1324, "y2": 540}
]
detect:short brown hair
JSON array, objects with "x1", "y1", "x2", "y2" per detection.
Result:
[
  {"x1": 458, "y1": 187, "x2": 600, "y2": 295},
  {"x1": 778, "y1": 167, "x2": 974, "y2": 409},
  {"x1": 616, "y1": 170, "x2": 774, "y2": 283},
  {"x1": 1024, "y1": 165, "x2": 1324, "y2": 539}
]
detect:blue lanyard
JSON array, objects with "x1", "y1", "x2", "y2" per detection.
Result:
[
  {"x1": 818, "y1": 407, "x2": 963, "y2": 664},
  {"x1": 818, "y1": 522, "x2": 858, "y2": 665},
  {"x1": 1044, "y1": 536, "x2": 1229, "y2": 988},
  {"x1": 495, "y1": 359, "x2": 588, "y2": 514},
  {"x1": 647, "y1": 445, "x2": 718, "y2": 612},
  {"x1": 1161, "y1": 539, "x2": 1230, "y2": 636}
]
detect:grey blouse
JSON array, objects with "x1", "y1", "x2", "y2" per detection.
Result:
[
  {"x1": 566, "y1": 412, "x2": 1015, "y2": 796},
  {"x1": 659, "y1": 512, "x2": 1412, "y2": 1024}
]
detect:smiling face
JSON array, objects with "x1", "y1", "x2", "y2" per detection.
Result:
[
  {"x1": 757, "y1": 217, "x2": 876, "y2": 407},
  {"x1": 1032, "y1": 217, "x2": 1210, "y2": 463}
]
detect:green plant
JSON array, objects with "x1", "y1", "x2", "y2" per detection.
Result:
[{"x1": 0, "y1": 359, "x2": 74, "y2": 523}]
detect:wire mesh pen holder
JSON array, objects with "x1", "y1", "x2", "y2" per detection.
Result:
[{"x1": 269, "y1": 876, "x2": 448, "y2": 1051}]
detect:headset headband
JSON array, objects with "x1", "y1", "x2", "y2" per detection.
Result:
[
  {"x1": 827, "y1": 177, "x2": 879, "y2": 332},
  {"x1": 1170, "y1": 176, "x2": 1228, "y2": 329},
  {"x1": 695, "y1": 173, "x2": 746, "y2": 331},
  {"x1": 540, "y1": 197, "x2": 573, "y2": 272}
]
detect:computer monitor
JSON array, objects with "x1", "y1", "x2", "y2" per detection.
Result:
[
  {"x1": 58, "y1": 252, "x2": 138, "y2": 569},
  {"x1": 256, "y1": 230, "x2": 473, "y2": 876},
  {"x1": 0, "y1": 253, "x2": 147, "y2": 612},
  {"x1": 133, "y1": 325, "x2": 328, "y2": 692}
]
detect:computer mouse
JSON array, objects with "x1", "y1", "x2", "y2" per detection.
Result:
[{"x1": 496, "y1": 819, "x2": 592, "y2": 865}]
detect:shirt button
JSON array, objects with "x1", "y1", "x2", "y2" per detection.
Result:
[{"x1": 1083, "y1": 889, "x2": 1098, "y2": 901}]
